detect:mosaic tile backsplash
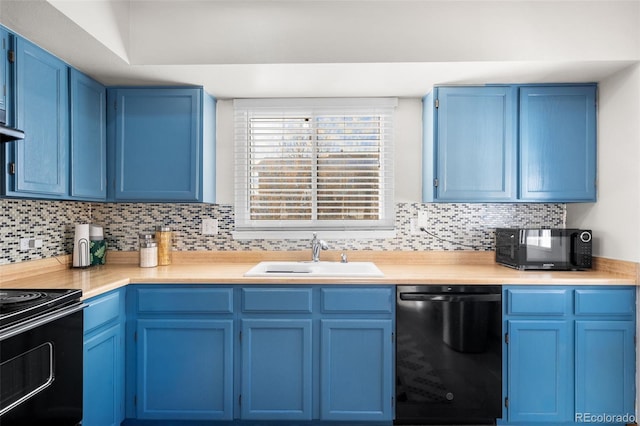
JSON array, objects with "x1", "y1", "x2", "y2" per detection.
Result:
[
  {"x1": 0, "y1": 199, "x2": 565, "y2": 265},
  {"x1": 1, "y1": 200, "x2": 93, "y2": 265}
]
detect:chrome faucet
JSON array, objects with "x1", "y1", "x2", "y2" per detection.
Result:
[{"x1": 311, "y1": 232, "x2": 328, "y2": 262}]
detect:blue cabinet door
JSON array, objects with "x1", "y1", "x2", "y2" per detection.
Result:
[
  {"x1": 320, "y1": 319, "x2": 393, "y2": 421},
  {"x1": 83, "y1": 323, "x2": 123, "y2": 426},
  {"x1": 110, "y1": 88, "x2": 202, "y2": 201},
  {"x1": 240, "y1": 319, "x2": 313, "y2": 420},
  {"x1": 136, "y1": 318, "x2": 234, "y2": 420},
  {"x1": 70, "y1": 69, "x2": 106, "y2": 200},
  {"x1": 83, "y1": 289, "x2": 125, "y2": 426},
  {"x1": 519, "y1": 85, "x2": 597, "y2": 201},
  {"x1": 0, "y1": 28, "x2": 8, "y2": 121},
  {"x1": 433, "y1": 86, "x2": 516, "y2": 201},
  {"x1": 507, "y1": 320, "x2": 571, "y2": 423},
  {"x1": 8, "y1": 37, "x2": 68, "y2": 197},
  {"x1": 575, "y1": 320, "x2": 635, "y2": 419}
]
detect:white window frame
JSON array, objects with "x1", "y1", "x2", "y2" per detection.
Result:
[{"x1": 233, "y1": 98, "x2": 396, "y2": 240}]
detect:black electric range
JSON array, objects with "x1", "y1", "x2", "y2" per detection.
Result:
[
  {"x1": 0, "y1": 288, "x2": 84, "y2": 425},
  {"x1": 0, "y1": 289, "x2": 83, "y2": 330}
]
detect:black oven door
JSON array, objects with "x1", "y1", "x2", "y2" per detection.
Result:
[{"x1": 0, "y1": 305, "x2": 84, "y2": 426}]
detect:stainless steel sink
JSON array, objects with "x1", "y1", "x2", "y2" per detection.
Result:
[{"x1": 243, "y1": 261, "x2": 384, "y2": 277}]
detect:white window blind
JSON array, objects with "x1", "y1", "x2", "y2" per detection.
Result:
[{"x1": 234, "y1": 98, "x2": 396, "y2": 235}]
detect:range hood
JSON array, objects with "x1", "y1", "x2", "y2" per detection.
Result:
[
  {"x1": 0, "y1": 107, "x2": 25, "y2": 142},
  {"x1": 0, "y1": 123, "x2": 25, "y2": 143}
]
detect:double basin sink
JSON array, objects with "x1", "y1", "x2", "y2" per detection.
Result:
[{"x1": 244, "y1": 261, "x2": 384, "y2": 277}]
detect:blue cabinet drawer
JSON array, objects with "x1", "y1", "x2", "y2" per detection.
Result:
[
  {"x1": 506, "y1": 288, "x2": 569, "y2": 315},
  {"x1": 137, "y1": 288, "x2": 233, "y2": 314},
  {"x1": 85, "y1": 290, "x2": 122, "y2": 334},
  {"x1": 242, "y1": 288, "x2": 313, "y2": 313},
  {"x1": 574, "y1": 288, "x2": 635, "y2": 316},
  {"x1": 321, "y1": 288, "x2": 393, "y2": 313}
]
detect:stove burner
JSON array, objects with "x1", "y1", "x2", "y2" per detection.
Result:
[
  {"x1": 0, "y1": 289, "x2": 83, "y2": 330},
  {"x1": 0, "y1": 291, "x2": 47, "y2": 307}
]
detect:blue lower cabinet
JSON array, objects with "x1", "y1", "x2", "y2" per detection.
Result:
[
  {"x1": 503, "y1": 285, "x2": 636, "y2": 426},
  {"x1": 84, "y1": 323, "x2": 123, "y2": 426},
  {"x1": 575, "y1": 320, "x2": 635, "y2": 418},
  {"x1": 136, "y1": 318, "x2": 234, "y2": 420},
  {"x1": 126, "y1": 285, "x2": 395, "y2": 424},
  {"x1": 83, "y1": 289, "x2": 125, "y2": 426},
  {"x1": 320, "y1": 319, "x2": 393, "y2": 421},
  {"x1": 506, "y1": 320, "x2": 571, "y2": 423},
  {"x1": 240, "y1": 319, "x2": 313, "y2": 420}
]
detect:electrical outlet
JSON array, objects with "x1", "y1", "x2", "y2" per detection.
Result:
[
  {"x1": 417, "y1": 211, "x2": 429, "y2": 229},
  {"x1": 409, "y1": 218, "x2": 419, "y2": 235},
  {"x1": 19, "y1": 238, "x2": 43, "y2": 251},
  {"x1": 202, "y1": 218, "x2": 218, "y2": 235}
]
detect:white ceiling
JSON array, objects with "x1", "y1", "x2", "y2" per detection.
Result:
[{"x1": 1, "y1": 0, "x2": 639, "y2": 99}]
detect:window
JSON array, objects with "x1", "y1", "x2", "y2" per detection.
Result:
[{"x1": 234, "y1": 98, "x2": 396, "y2": 238}]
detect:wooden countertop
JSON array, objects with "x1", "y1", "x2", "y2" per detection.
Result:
[{"x1": 0, "y1": 251, "x2": 636, "y2": 300}]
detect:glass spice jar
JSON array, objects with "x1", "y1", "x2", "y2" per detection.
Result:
[
  {"x1": 155, "y1": 226, "x2": 172, "y2": 266},
  {"x1": 139, "y1": 233, "x2": 157, "y2": 268}
]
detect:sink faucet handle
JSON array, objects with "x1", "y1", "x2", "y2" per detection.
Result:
[
  {"x1": 341, "y1": 253, "x2": 348, "y2": 263},
  {"x1": 311, "y1": 232, "x2": 328, "y2": 262}
]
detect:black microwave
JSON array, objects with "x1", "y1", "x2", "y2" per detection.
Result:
[{"x1": 495, "y1": 228, "x2": 592, "y2": 271}]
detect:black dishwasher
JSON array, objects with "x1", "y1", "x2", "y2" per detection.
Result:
[{"x1": 395, "y1": 285, "x2": 502, "y2": 425}]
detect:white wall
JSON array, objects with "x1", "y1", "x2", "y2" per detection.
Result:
[
  {"x1": 129, "y1": 1, "x2": 640, "y2": 65},
  {"x1": 47, "y1": 0, "x2": 131, "y2": 61},
  {"x1": 215, "y1": 100, "x2": 235, "y2": 205},
  {"x1": 215, "y1": 98, "x2": 424, "y2": 204},
  {"x1": 567, "y1": 64, "x2": 640, "y2": 262}
]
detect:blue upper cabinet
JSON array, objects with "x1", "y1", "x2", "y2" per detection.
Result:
[
  {"x1": 425, "y1": 86, "x2": 517, "y2": 202},
  {"x1": 1, "y1": 31, "x2": 108, "y2": 201},
  {"x1": 520, "y1": 85, "x2": 597, "y2": 202},
  {"x1": 424, "y1": 84, "x2": 597, "y2": 203},
  {"x1": 5, "y1": 37, "x2": 69, "y2": 197},
  {"x1": 0, "y1": 28, "x2": 8, "y2": 122},
  {"x1": 70, "y1": 69, "x2": 106, "y2": 200},
  {"x1": 107, "y1": 87, "x2": 216, "y2": 202}
]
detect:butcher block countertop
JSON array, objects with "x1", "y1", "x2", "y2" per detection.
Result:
[{"x1": 0, "y1": 251, "x2": 636, "y2": 300}]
